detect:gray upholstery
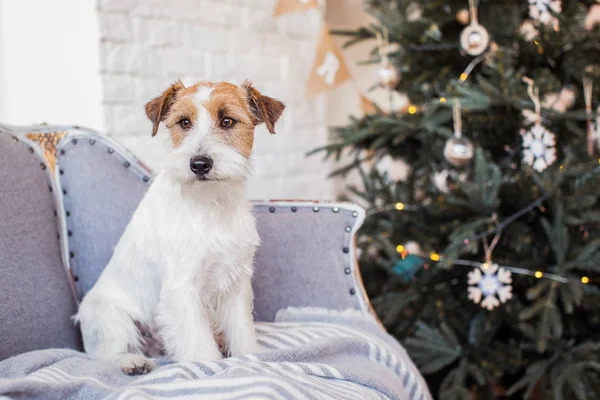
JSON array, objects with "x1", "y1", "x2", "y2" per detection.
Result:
[
  {"x1": 0, "y1": 131, "x2": 81, "y2": 359},
  {"x1": 57, "y1": 135, "x2": 151, "y2": 298},
  {"x1": 57, "y1": 133, "x2": 366, "y2": 321}
]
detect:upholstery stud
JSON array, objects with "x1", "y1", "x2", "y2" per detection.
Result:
[
  {"x1": 59, "y1": 169, "x2": 64, "y2": 175},
  {"x1": 332, "y1": 207, "x2": 339, "y2": 213},
  {"x1": 291, "y1": 206, "x2": 297, "y2": 212},
  {"x1": 71, "y1": 139, "x2": 78, "y2": 145},
  {"x1": 89, "y1": 139, "x2": 96, "y2": 145},
  {"x1": 343, "y1": 247, "x2": 349, "y2": 253},
  {"x1": 108, "y1": 148, "x2": 114, "y2": 154},
  {"x1": 66, "y1": 211, "x2": 71, "y2": 217},
  {"x1": 124, "y1": 161, "x2": 131, "y2": 168},
  {"x1": 68, "y1": 231, "x2": 72, "y2": 237},
  {"x1": 13, "y1": 137, "x2": 18, "y2": 143},
  {"x1": 63, "y1": 189, "x2": 67, "y2": 195},
  {"x1": 28, "y1": 147, "x2": 34, "y2": 153},
  {"x1": 73, "y1": 275, "x2": 79, "y2": 282},
  {"x1": 313, "y1": 206, "x2": 319, "y2": 212},
  {"x1": 40, "y1": 163, "x2": 46, "y2": 170},
  {"x1": 269, "y1": 207, "x2": 276, "y2": 213},
  {"x1": 345, "y1": 226, "x2": 351, "y2": 232},
  {"x1": 345, "y1": 268, "x2": 351, "y2": 275},
  {"x1": 70, "y1": 252, "x2": 74, "y2": 258},
  {"x1": 143, "y1": 176, "x2": 150, "y2": 183},
  {"x1": 60, "y1": 149, "x2": 65, "y2": 155},
  {"x1": 349, "y1": 288, "x2": 356, "y2": 295},
  {"x1": 352, "y1": 211, "x2": 358, "y2": 217}
]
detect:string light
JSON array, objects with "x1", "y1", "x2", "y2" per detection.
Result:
[
  {"x1": 535, "y1": 271, "x2": 543, "y2": 278},
  {"x1": 430, "y1": 253, "x2": 440, "y2": 261},
  {"x1": 459, "y1": 73, "x2": 468, "y2": 81},
  {"x1": 408, "y1": 105, "x2": 417, "y2": 114},
  {"x1": 396, "y1": 244, "x2": 405, "y2": 253},
  {"x1": 440, "y1": 97, "x2": 447, "y2": 103},
  {"x1": 582, "y1": 276, "x2": 590, "y2": 284},
  {"x1": 395, "y1": 202, "x2": 405, "y2": 210},
  {"x1": 482, "y1": 262, "x2": 489, "y2": 270}
]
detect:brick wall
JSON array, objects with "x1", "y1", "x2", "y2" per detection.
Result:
[{"x1": 97, "y1": 0, "x2": 334, "y2": 199}]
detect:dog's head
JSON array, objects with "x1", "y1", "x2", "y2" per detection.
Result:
[{"x1": 145, "y1": 80, "x2": 285, "y2": 183}]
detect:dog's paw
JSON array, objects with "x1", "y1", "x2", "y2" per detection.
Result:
[{"x1": 120, "y1": 354, "x2": 155, "y2": 376}]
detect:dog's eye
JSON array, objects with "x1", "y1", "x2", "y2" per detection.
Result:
[
  {"x1": 179, "y1": 118, "x2": 192, "y2": 129},
  {"x1": 221, "y1": 117, "x2": 236, "y2": 128}
]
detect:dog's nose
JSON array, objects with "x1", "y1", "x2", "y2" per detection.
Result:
[{"x1": 190, "y1": 156, "x2": 213, "y2": 175}]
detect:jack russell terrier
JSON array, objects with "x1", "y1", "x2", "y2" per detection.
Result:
[{"x1": 75, "y1": 80, "x2": 285, "y2": 375}]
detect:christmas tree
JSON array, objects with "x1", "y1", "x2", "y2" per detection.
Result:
[{"x1": 311, "y1": 1, "x2": 600, "y2": 398}]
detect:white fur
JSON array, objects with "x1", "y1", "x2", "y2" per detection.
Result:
[{"x1": 75, "y1": 86, "x2": 261, "y2": 374}]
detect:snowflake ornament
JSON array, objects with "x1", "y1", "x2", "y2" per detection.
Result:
[
  {"x1": 468, "y1": 263, "x2": 513, "y2": 311},
  {"x1": 521, "y1": 124, "x2": 557, "y2": 172},
  {"x1": 528, "y1": 0, "x2": 562, "y2": 26}
]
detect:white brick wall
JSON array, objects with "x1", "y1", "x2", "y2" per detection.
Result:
[{"x1": 97, "y1": 0, "x2": 334, "y2": 199}]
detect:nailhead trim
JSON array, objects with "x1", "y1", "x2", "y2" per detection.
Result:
[
  {"x1": 332, "y1": 207, "x2": 339, "y2": 213},
  {"x1": 291, "y1": 206, "x2": 297, "y2": 212},
  {"x1": 349, "y1": 288, "x2": 356, "y2": 295},
  {"x1": 71, "y1": 139, "x2": 78, "y2": 145},
  {"x1": 108, "y1": 148, "x2": 114, "y2": 154},
  {"x1": 70, "y1": 252, "x2": 74, "y2": 258},
  {"x1": 124, "y1": 161, "x2": 131, "y2": 168},
  {"x1": 28, "y1": 147, "x2": 34, "y2": 153},
  {"x1": 40, "y1": 163, "x2": 46, "y2": 170},
  {"x1": 89, "y1": 139, "x2": 96, "y2": 145},
  {"x1": 352, "y1": 211, "x2": 358, "y2": 217},
  {"x1": 63, "y1": 189, "x2": 67, "y2": 195},
  {"x1": 143, "y1": 176, "x2": 150, "y2": 182},
  {"x1": 345, "y1": 268, "x2": 351, "y2": 275},
  {"x1": 313, "y1": 206, "x2": 319, "y2": 212},
  {"x1": 345, "y1": 226, "x2": 351, "y2": 232},
  {"x1": 269, "y1": 207, "x2": 276, "y2": 213},
  {"x1": 73, "y1": 275, "x2": 79, "y2": 282},
  {"x1": 343, "y1": 247, "x2": 349, "y2": 253}
]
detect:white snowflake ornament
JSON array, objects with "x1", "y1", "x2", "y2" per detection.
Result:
[
  {"x1": 468, "y1": 263, "x2": 513, "y2": 311},
  {"x1": 521, "y1": 123, "x2": 557, "y2": 172},
  {"x1": 528, "y1": 0, "x2": 561, "y2": 26}
]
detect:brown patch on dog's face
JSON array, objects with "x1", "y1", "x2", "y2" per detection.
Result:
[
  {"x1": 145, "y1": 81, "x2": 285, "y2": 157},
  {"x1": 204, "y1": 82, "x2": 258, "y2": 158}
]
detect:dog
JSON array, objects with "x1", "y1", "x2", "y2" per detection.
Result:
[{"x1": 75, "y1": 80, "x2": 285, "y2": 375}]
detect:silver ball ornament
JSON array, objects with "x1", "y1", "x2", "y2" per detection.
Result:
[
  {"x1": 377, "y1": 60, "x2": 400, "y2": 89},
  {"x1": 443, "y1": 136, "x2": 474, "y2": 167}
]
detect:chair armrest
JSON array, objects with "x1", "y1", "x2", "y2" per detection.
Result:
[
  {"x1": 251, "y1": 201, "x2": 372, "y2": 321},
  {"x1": 18, "y1": 126, "x2": 376, "y2": 322}
]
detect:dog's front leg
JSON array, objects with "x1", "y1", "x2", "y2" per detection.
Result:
[
  {"x1": 157, "y1": 282, "x2": 221, "y2": 363},
  {"x1": 218, "y1": 276, "x2": 261, "y2": 357}
]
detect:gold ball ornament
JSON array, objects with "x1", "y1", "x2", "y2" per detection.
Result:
[
  {"x1": 456, "y1": 8, "x2": 470, "y2": 25},
  {"x1": 444, "y1": 136, "x2": 474, "y2": 167},
  {"x1": 377, "y1": 59, "x2": 400, "y2": 89}
]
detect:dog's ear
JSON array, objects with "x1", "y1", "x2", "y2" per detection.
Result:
[
  {"x1": 145, "y1": 80, "x2": 185, "y2": 137},
  {"x1": 242, "y1": 80, "x2": 285, "y2": 134}
]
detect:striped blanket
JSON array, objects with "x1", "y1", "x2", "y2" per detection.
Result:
[{"x1": 0, "y1": 308, "x2": 431, "y2": 400}]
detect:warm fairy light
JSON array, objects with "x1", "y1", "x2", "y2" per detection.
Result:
[
  {"x1": 582, "y1": 276, "x2": 590, "y2": 284},
  {"x1": 534, "y1": 40, "x2": 539, "y2": 45},
  {"x1": 535, "y1": 271, "x2": 543, "y2": 278},
  {"x1": 482, "y1": 262, "x2": 489, "y2": 270},
  {"x1": 459, "y1": 73, "x2": 468, "y2": 81},
  {"x1": 440, "y1": 97, "x2": 447, "y2": 103},
  {"x1": 430, "y1": 253, "x2": 440, "y2": 261},
  {"x1": 396, "y1": 244, "x2": 405, "y2": 253},
  {"x1": 395, "y1": 202, "x2": 405, "y2": 210},
  {"x1": 559, "y1": 165, "x2": 563, "y2": 169},
  {"x1": 408, "y1": 106, "x2": 417, "y2": 114},
  {"x1": 598, "y1": 158, "x2": 600, "y2": 164}
]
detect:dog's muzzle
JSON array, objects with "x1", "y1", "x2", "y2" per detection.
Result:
[{"x1": 190, "y1": 156, "x2": 213, "y2": 177}]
